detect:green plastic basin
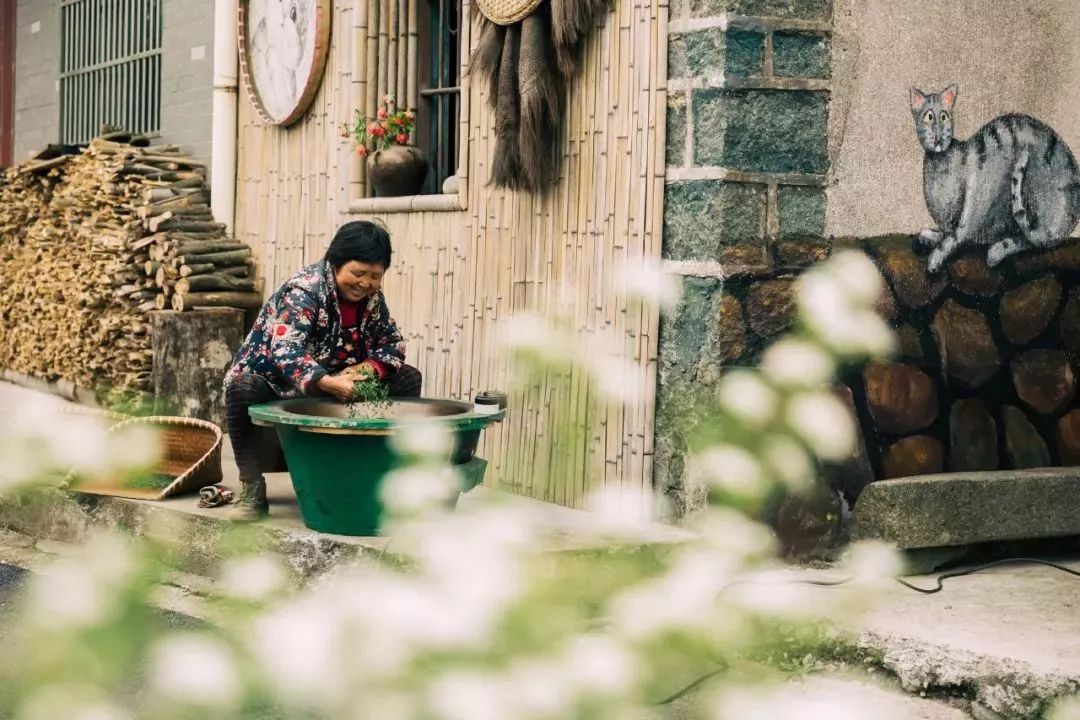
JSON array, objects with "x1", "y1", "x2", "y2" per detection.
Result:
[{"x1": 248, "y1": 397, "x2": 505, "y2": 536}]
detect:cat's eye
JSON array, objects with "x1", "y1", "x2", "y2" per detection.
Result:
[
  {"x1": 290, "y1": 4, "x2": 297, "y2": 21},
  {"x1": 940, "y1": 111, "x2": 950, "y2": 123},
  {"x1": 923, "y1": 111, "x2": 934, "y2": 125}
]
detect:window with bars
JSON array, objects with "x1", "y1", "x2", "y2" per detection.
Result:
[
  {"x1": 416, "y1": 0, "x2": 459, "y2": 195},
  {"x1": 59, "y1": 0, "x2": 162, "y2": 145}
]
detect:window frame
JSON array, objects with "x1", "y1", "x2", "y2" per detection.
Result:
[
  {"x1": 58, "y1": 0, "x2": 163, "y2": 145},
  {"x1": 348, "y1": 0, "x2": 469, "y2": 215}
]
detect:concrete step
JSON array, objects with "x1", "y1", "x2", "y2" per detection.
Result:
[{"x1": 851, "y1": 469, "x2": 1080, "y2": 549}]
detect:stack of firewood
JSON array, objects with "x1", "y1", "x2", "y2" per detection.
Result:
[{"x1": 0, "y1": 132, "x2": 263, "y2": 400}]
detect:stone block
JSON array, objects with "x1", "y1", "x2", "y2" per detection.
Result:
[
  {"x1": 875, "y1": 285, "x2": 898, "y2": 321},
  {"x1": 746, "y1": 279, "x2": 795, "y2": 337},
  {"x1": 663, "y1": 181, "x2": 766, "y2": 260},
  {"x1": 1011, "y1": 349, "x2": 1075, "y2": 415},
  {"x1": 881, "y1": 436, "x2": 943, "y2": 479},
  {"x1": 771, "y1": 238, "x2": 830, "y2": 267},
  {"x1": 666, "y1": 95, "x2": 687, "y2": 167},
  {"x1": 863, "y1": 362, "x2": 938, "y2": 434},
  {"x1": 947, "y1": 255, "x2": 1001, "y2": 296},
  {"x1": 896, "y1": 324, "x2": 924, "y2": 361},
  {"x1": 724, "y1": 29, "x2": 764, "y2": 77},
  {"x1": 1002, "y1": 405, "x2": 1051, "y2": 469},
  {"x1": 698, "y1": 292, "x2": 749, "y2": 383},
  {"x1": 773, "y1": 31, "x2": 830, "y2": 79},
  {"x1": 692, "y1": 89, "x2": 828, "y2": 173},
  {"x1": 931, "y1": 300, "x2": 1000, "y2": 389},
  {"x1": 662, "y1": 277, "x2": 722, "y2": 375},
  {"x1": 1001, "y1": 277, "x2": 1061, "y2": 346},
  {"x1": 774, "y1": 484, "x2": 847, "y2": 559},
  {"x1": 689, "y1": 0, "x2": 832, "y2": 19},
  {"x1": 686, "y1": 28, "x2": 728, "y2": 77},
  {"x1": 668, "y1": 35, "x2": 689, "y2": 79},
  {"x1": 851, "y1": 468, "x2": 1080, "y2": 549},
  {"x1": 871, "y1": 240, "x2": 946, "y2": 309},
  {"x1": 1061, "y1": 290, "x2": 1080, "y2": 364},
  {"x1": 949, "y1": 398, "x2": 998, "y2": 472},
  {"x1": 777, "y1": 185, "x2": 826, "y2": 238},
  {"x1": 1057, "y1": 410, "x2": 1080, "y2": 465}
]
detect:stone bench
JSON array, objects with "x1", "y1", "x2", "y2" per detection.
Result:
[{"x1": 851, "y1": 468, "x2": 1080, "y2": 549}]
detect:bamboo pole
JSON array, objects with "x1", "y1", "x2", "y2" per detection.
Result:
[{"x1": 351, "y1": 0, "x2": 368, "y2": 197}]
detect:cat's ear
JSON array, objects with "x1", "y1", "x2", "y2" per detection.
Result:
[
  {"x1": 910, "y1": 87, "x2": 927, "y2": 112},
  {"x1": 941, "y1": 84, "x2": 958, "y2": 110}
]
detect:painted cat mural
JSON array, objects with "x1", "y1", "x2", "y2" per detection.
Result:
[{"x1": 910, "y1": 84, "x2": 1080, "y2": 273}]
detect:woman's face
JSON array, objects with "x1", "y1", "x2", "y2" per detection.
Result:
[{"x1": 334, "y1": 260, "x2": 385, "y2": 302}]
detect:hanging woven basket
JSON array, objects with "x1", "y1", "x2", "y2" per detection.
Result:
[
  {"x1": 475, "y1": 0, "x2": 544, "y2": 25},
  {"x1": 67, "y1": 415, "x2": 224, "y2": 501}
]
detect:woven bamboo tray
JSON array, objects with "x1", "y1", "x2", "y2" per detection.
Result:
[{"x1": 70, "y1": 415, "x2": 223, "y2": 501}]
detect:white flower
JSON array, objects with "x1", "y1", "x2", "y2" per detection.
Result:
[
  {"x1": 503, "y1": 658, "x2": 576, "y2": 718},
  {"x1": 797, "y1": 264, "x2": 896, "y2": 358},
  {"x1": 717, "y1": 370, "x2": 777, "y2": 427},
  {"x1": 108, "y1": 423, "x2": 161, "y2": 473},
  {"x1": 688, "y1": 445, "x2": 767, "y2": 499},
  {"x1": 587, "y1": 354, "x2": 643, "y2": 405},
  {"x1": 390, "y1": 421, "x2": 452, "y2": 459},
  {"x1": 619, "y1": 259, "x2": 682, "y2": 310},
  {"x1": 828, "y1": 249, "x2": 884, "y2": 305},
  {"x1": 562, "y1": 635, "x2": 639, "y2": 696},
  {"x1": 841, "y1": 541, "x2": 904, "y2": 586},
  {"x1": 499, "y1": 313, "x2": 563, "y2": 359},
  {"x1": 786, "y1": 391, "x2": 855, "y2": 461},
  {"x1": 220, "y1": 554, "x2": 287, "y2": 601},
  {"x1": 380, "y1": 467, "x2": 458, "y2": 514},
  {"x1": 17, "y1": 688, "x2": 131, "y2": 720},
  {"x1": 429, "y1": 671, "x2": 511, "y2": 720},
  {"x1": 251, "y1": 596, "x2": 345, "y2": 708},
  {"x1": 761, "y1": 435, "x2": 814, "y2": 490},
  {"x1": 27, "y1": 533, "x2": 134, "y2": 628},
  {"x1": 150, "y1": 634, "x2": 240, "y2": 707},
  {"x1": 584, "y1": 485, "x2": 658, "y2": 534},
  {"x1": 761, "y1": 339, "x2": 835, "y2": 388}
]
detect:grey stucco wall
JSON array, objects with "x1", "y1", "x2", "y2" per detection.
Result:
[
  {"x1": 12, "y1": 0, "x2": 214, "y2": 169},
  {"x1": 160, "y1": 0, "x2": 214, "y2": 168},
  {"x1": 826, "y1": 0, "x2": 1080, "y2": 238},
  {"x1": 13, "y1": 0, "x2": 59, "y2": 162}
]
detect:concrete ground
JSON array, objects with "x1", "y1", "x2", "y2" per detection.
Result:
[{"x1": 1, "y1": 380, "x2": 1079, "y2": 717}]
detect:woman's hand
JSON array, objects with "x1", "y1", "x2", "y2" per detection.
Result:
[{"x1": 317, "y1": 374, "x2": 357, "y2": 402}]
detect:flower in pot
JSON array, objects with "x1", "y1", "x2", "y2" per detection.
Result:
[{"x1": 346, "y1": 96, "x2": 429, "y2": 197}]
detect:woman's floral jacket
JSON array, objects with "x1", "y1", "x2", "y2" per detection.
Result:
[{"x1": 224, "y1": 261, "x2": 406, "y2": 397}]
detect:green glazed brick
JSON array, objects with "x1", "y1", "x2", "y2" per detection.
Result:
[
  {"x1": 664, "y1": 180, "x2": 767, "y2": 261},
  {"x1": 693, "y1": 89, "x2": 828, "y2": 174},
  {"x1": 778, "y1": 185, "x2": 826, "y2": 238},
  {"x1": 773, "y1": 31, "x2": 830, "y2": 79}
]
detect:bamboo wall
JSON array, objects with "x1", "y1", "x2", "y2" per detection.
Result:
[{"x1": 234, "y1": 0, "x2": 668, "y2": 507}]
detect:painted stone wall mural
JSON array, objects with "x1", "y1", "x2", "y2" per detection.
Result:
[
  {"x1": 239, "y1": 0, "x2": 332, "y2": 127},
  {"x1": 910, "y1": 84, "x2": 1080, "y2": 273}
]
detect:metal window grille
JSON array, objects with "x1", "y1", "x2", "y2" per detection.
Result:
[
  {"x1": 59, "y1": 0, "x2": 162, "y2": 144},
  {"x1": 417, "y1": 0, "x2": 459, "y2": 195}
]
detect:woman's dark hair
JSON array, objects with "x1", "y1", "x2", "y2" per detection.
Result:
[{"x1": 324, "y1": 221, "x2": 392, "y2": 270}]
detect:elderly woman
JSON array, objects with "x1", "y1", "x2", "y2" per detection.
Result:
[{"x1": 223, "y1": 220, "x2": 421, "y2": 520}]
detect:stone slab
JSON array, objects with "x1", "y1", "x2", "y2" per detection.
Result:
[
  {"x1": 853, "y1": 556, "x2": 1080, "y2": 719},
  {"x1": 851, "y1": 469, "x2": 1080, "y2": 549}
]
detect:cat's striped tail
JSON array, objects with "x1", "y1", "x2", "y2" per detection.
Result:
[{"x1": 1010, "y1": 150, "x2": 1033, "y2": 234}]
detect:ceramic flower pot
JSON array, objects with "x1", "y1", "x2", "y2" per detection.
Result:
[{"x1": 366, "y1": 144, "x2": 429, "y2": 197}]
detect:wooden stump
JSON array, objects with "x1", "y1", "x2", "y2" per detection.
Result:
[{"x1": 150, "y1": 309, "x2": 244, "y2": 427}]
